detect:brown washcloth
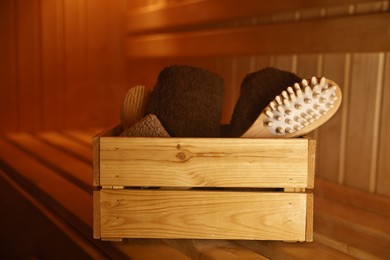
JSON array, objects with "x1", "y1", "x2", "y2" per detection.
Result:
[
  {"x1": 120, "y1": 114, "x2": 170, "y2": 137},
  {"x1": 229, "y1": 67, "x2": 302, "y2": 137},
  {"x1": 145, "y1": 65, "x2": 225, "y2": 137}
]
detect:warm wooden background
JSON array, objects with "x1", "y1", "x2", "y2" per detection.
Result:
[{"x1": 1, "y1": 0, "x2": 389, "y2": 197}]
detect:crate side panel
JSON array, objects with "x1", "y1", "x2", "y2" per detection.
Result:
[
  {"x1": 99, "y1": 138, "x2": 310, "y2": 188},
  {"x1": 99, "y1": 189, "x2": 308, "y2": 240}
]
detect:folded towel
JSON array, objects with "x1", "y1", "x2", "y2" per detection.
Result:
[
  {"x1": 145, "y1": 65, "x2": 225, "y2": 137},
  {"x1": 229, "y1": 67, "x2": 302, "y2": 137},
  {"x1": 120, "y1": 114, "x2": 170, "y2": 137}
]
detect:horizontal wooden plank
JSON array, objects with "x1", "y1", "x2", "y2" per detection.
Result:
[
  {"x1": 314, "y1": 196, "x2": 390, "y2": 240},
  {"x1": 98, "y1": 189, "x2": 309, "y2": 240},
  {"x1": 126, "y1": 12, "x2": 390, "y2": 57},
  {"x1": 237, "y1": 239, "x2": 356, "y2": 259},
  {"x1": 315, "y1": 178, "x2": 390, "y2": 217},
  {"x1": 314, "y1": 214, "x2": 390, "y2": 259},
  {"x1": 36, "y1": 131, "x2": 92, "y2": 163},
  {"x1": 0, "y1": 138, "x2": 92, "y2": 227},
  {"x1": 6, "y1": 133, "x2": 91, "y2": 192},
  {"x1": 0, "y1": 169, "x2": 105, "y2": 259},
  {"x1": 99, "y1": 137, "x2": 311, "y2": 188},
  {"x1": 127, "y1": 0, "x2": 377, "y2": 33}
]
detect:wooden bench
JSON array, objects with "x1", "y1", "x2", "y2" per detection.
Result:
[{"x1": 1, "y1": 130, "x2": 389, "y2": 259}]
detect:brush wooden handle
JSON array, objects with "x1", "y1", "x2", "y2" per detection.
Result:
[{"x1": 121, "y1": 85, "x2": 150, "y2": 129}]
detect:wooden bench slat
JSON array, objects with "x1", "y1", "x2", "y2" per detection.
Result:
[
  {"x1": 6, "y1": 133, "x2": 91, "y2": 192},
  {"x1": 126, "y1": 12, "x2": 390, "y2": 57},
  {"x1": 0, "y1": 169, "x2": 107, "y2": 259},
  {"x1": 62, "y1": 129, "x2": 94, "y2": 146},
  {"x1": 314, "y1": 214, "x2": 390, "y2": 259},
  {"x1": 127, "y1": 0, "x2": 375, "y2": 33},
  {"x1": 0, "y1": 138, "x2": 92, "y2": 227},
  {"x1": 163, "y1": 239, "x2": 268, "y2": 260},
  {"x1": 113, "y1": 239, "x2": 191, "y2": 260},
  {"x1": 315, "y1": 196, "x2": 390, "y2": 240},
  {"x1": 36, "y1": 131, "x2": 92, "y2": 163},
  {"x1": 237, "y1": 240, "x2": 356, "y2": 259},
  {"x1": 315, "y1": 178, "x2": 390, "y2": 217}
]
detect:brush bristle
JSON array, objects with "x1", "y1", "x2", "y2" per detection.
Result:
[{"x1": 264, "y1": 77, "x2": 338, "y2": 135}]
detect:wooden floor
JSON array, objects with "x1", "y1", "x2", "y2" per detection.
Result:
[{"x1": 0, "y1": 129, "x2": 389, "y2": 259}]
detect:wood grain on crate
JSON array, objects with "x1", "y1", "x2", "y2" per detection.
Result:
[
  {"x1": 97, "y1": 189, "x2": 309, "y2": 241},
  {"x1": 98, "y1": 137, "x2": 313, "y2": 188}
]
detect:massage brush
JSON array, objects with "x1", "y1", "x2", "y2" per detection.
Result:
[
  {"x1": 120, "y1": 85, "x2": 150, "y2": 129},
  {"x1": 241, "y1": 77, "x2": 342, "y2": 138}
]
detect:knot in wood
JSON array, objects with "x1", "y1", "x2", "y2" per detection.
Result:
[{"x1": 176, "y1": 152, "x2": 186, "y2": 160}]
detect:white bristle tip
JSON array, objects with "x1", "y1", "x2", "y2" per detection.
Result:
[
  {"x1": 294, "y1": 83, "x2": 301, "y2": 90},
  {"x1": 286, "y1": 127, "x2": 293, "y2": 133},
  {"x1": 326, "y1": 103, "x2": 334, "y2": 109},
  {"x1": 320, "y1": 77, "x2": 326, "y2": 86},
  {"x1": 302, "y1": 79, "x2": 309, "y2": 86},
  {"x1": 287, "y1": 87, "x2": 294, "y2": 94},
  {"x1": 304, "y1": 98, "x2": 312, "y2": 104},
  {"x1": 290, "y1": 93, "x2": 297, "y2": 101},
  {"x1": 304, "y1": 86, "x2": 312, "y2": 94},
  {"x1": 276, "y1": 127, "x2": 284, "y2": 134},
  {"x1": 286, "y1": 110, "x2": 292, "y2": 115},
  {"x1": 311, "y1": 77, "x2": 318, "y2": 85},
  {"x1": 266, "y1": 121, "x2": 273, "y2": 127},
  {"x1": 295, "y1": 104, "x2": 302, "y2": 110},
  {"x1": 275, "y1": 96, "x2": 282, "y2": 105},
  {"x1": 265, "y1": 110, "x2": 273, "y2": 117}
]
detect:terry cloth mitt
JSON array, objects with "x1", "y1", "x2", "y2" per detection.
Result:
[
  {"x1": 229, "y1": 67, "x2": 302, "y2": 137},
  {"x1": 145, "y1": 65, "x2": 225, "y2": 137},
  {"x1": 120, "y1": 114, "x2": 170, "y2": 137}
]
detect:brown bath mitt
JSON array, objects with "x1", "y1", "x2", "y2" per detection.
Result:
[
  {"x1": 229, "y1": 67, "x2": 302, "y2": 137},
  {"x1": 145, "y1": 65, "x2": 225, "y2": 137},
  {"x1": 120, "y1": 114, "x2": 170, "y2": 137}
]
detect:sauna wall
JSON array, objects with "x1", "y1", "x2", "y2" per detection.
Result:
[
  {"x1": 0, "y1": 0, "x2": 128, "y2": 132},
  {"x1": 125, "y1": 0, "x2": 390, "y2": 197}
]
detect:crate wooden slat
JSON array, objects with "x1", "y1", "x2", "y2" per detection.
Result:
[
  {"x1": 99, "y1": 137, "x2": 315, "y2": 188},
  {"x1": 97, "y1": 189, "x2": 310, "y2": 241}
]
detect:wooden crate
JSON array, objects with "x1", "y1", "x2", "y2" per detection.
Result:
[{"x1": 93, "y1": 125, "x2": 315, "y2": 242}]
